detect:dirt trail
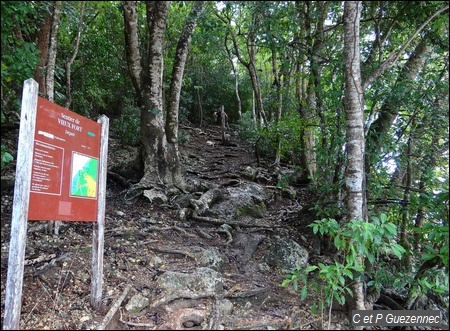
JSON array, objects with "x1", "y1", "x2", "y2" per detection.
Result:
[{"x1": 1, "y1": 123, "x2": 350, "y2": 330}]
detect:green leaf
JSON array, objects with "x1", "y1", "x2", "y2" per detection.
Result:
[
  {"x1": 342, "y1": 268, "x2": 354, "y2": 279},
  {"x1": 345, "y1": 287, "x2": 353, "y2": 296},
  {"x1": 391, "y1": 244, "x2": 406, "y2": 259},
  {"x1": 301, "y1": 286, "x2": 308, "y2": 299},
  {"x1": 335, "y1": 293, "x2": 346, "y2": 305},
  {"x1": 422, "y1": 252, "x2": 437, "y2": 261},
  {"x1": 384, "y1": 223, "x2": 397, "y2": 236},
  {"x1": 281, "y1": 279, "x2": 291, "y2": 287},
  {"x1": 305, "y1": 265, "x2": 319, "y2": 273}
]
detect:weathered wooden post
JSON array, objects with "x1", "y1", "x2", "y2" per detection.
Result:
[
  {"x1": 3, "y1": 78, "x2": 38, "y2": 330},
  {"x1": 91, "y1": 115, "x2": 109, "y2": 310}
]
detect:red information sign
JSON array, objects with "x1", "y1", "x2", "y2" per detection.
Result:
[{"x1": 28, "y1": 97, "x2": 101, "y2": 221}]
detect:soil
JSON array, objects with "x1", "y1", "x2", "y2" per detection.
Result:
[{"x1": 1, "y1": 122, "x2": 351, "y2": 330}]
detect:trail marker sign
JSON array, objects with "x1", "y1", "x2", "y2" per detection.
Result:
[
  {"x1": 3, "y1": 79, "x2": 109, "y2": 330},
  {"x1": 29, "y1": 97, "x2": 101, "y2": 221}
]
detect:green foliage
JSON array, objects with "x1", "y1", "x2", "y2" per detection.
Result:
[
  {"x1": 1, "y1": 112, "x2": 14, "y2": 168},
  {"x1": 405, "y1": 266, "x2": 449, "y2": 310},
  {"x1": 178, "y1": 129, "x2": 190, "y2": 146},
  {"x1": 57, "y1": 1, "x2": 132, "y2": 117},
  {"x1": 418, "y1": 222, "x2": 449, "y2": 268},
  {"x1": 272, "y1": 111, "x2": 304, "y2": 161},
  {"x1": 237, "y1": 110, "x2": 304, "y2": 163},
  {"x1": 276, "y1": 166, "x2": 301, "y2": 189},
  {"x1": 283, "y1": 214, "x2": 406, "y2": 311},
  {"x1": 1, "y1": 1, "x2": 42, "y2": 111},
  {"x1": 113, "y1": 103, "x2": 140, "y2": 146},
  {"x1": 237, "y1": 111, "x2": 259, "y2": 143},
  {"x1": 1, "y1": 145, "x2": 14, "y2": 168},
  {"x1": 311, "y1": 196, "x2": 342, "y2": 220}
]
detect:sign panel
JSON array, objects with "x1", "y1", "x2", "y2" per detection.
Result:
[{"x1": 28, "y1": 97, "x2": 101, "y2": 221}]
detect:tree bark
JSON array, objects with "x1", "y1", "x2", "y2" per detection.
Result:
[
  {"x1": 139, "y1": 1, "x2": 173, "y2": 185},
  {"x1": 293, "y1": 2, "x2": 329, "y2": 183},
  {"x1": 65, "y1": 1, "x2": 86, "y2": 109},
  {"x1": 365, "y1": 40, "x2": 430, "y2": 169},
  {"x1": 124, "y1": 1, "x2": 203, "y2": 197},
  {"x1": 225, "y1": 36, "x2": 242, "y2": 121},
  {"x1": 343, "y1": 0, "x2": 366, "y2": 321},
  {"x1": 46, "y1": 1, "x2": 62, "y2": 102},
  {"x1": 166, "y1": 1, "x2": 205, "y2": 144},
  {"x1": 33, "y1": 11, "x2": 51, "y2": 96},
  {"x1": 271, "y1": 47, "x2": 282, "y2": 166}
]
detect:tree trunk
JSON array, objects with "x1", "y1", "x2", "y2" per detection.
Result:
[
  {"x1": 225, "y1": 38, "x2": 242, "y2": 121},
  {"x1": 293, "y1": 1, "x2": 329, "y2": 183},
  {"x1": 271, "y1": 48, "x2": 282, "y2": 166},
  {"x1": 195, "y1": 87, "x2": 203, "y2": 127},
  {"x1": 124, "y1": 1, "x2": 203, "y2": 198},
  {"x1": 65, "y1": 1, "x2": 86, "y2": 109},
  {"x1": 33, "y1": 12, "x2": 51, "y2": 96},
  {"x1": 215, "y1": 9, "x2": 266, "y2": 128},
  {"x1": 46, "y1": 1, "x2": 62, "y2": 102},
  {"x1": 166, "y1": 1, "x2": 205, "y2": 144},
  {"x1": 365, "y1": 40, "x2": 429, "y2": 171},
  {"x1": 343, "y1": 0, "x2": 366, "y2": 322},
  {"x1": 400, "y1": 135, "x2": 412, "y2": 271},
  {"x1": 139, "y1": 1, "x2": 174, "y2": 186}
]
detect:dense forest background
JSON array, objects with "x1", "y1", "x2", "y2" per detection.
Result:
[{"x1": 1, "y1": 0, "x2": 448, "y2": 321}]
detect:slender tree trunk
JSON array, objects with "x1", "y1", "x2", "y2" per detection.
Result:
[
  {"x1": 166, "y1": 1, "x2": 205, "y2": 144},
  {"x1": 293, "y1": 1, "x2": 329, "y2": 183},
  {"x1": 247, "y1": 61, "x2": 266, "y2": 127},
  {"x1": 33, "y1": 12, "x2": 51, "y2": 96},
  {"x1": 294, "y1": 60, "x2": 309, "y2": 182},
  {"x1": 65, "y1": 1, "x2": 86, "y2": 109},
  {"x1": 225, "y1": 40, "x2": 242, "y2": 121},
  {"x1": 272, "y1": 48, "x2": 282, "y2": 166},
  {"x1": 46, "y1": 1, "x2": 62, "y2": 102},
  {"x1": 400, "y1": 135, "x2": 413, "y2": 271},
  {"x1": 164, "y1": 0, "x2": 205, "y2": 185},
  {"x1": 343, "y1": 1, "x2": 366, "y2": 321},
  {"x1": 365, "y1": 40, "x2": 429, "y2": 170},
  {"x1": 216, "y1": 10, "x2": 266, "y2": 128},
  {"x1": 195, "y1": 87, "x2": 203, "y2": 127}
]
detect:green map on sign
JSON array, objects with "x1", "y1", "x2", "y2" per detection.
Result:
[{"x1": 71, "y1": 153, "x2": 98, "y2": 198}]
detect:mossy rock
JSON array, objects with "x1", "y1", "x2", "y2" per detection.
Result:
[{"x1": 236, "y1": 202, "x2": 266, "y2": 218}]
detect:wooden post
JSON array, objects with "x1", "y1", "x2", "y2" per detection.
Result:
[
  {"x1": 3, "y1": 78, "x2": 39, "y2": 330},
  {"x1": 91, "y1": 115, "x2": 109, "y2": 310}
]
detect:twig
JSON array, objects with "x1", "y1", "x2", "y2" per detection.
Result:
[
  {"x1": 149, "y1": 246, "x2": 197, "y2": 259},
  {"x1": 119, "y1": 307, "x2": 155, "y2": 329},
  {"x1": 97, "y1": 284, "x2": 132, "y2": 330},
  {"x1": 299, "y1": 318, "x2": 323, "y2": 329}
]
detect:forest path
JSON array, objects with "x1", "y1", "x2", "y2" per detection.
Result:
[{"x1": 0, "y1": 123, "x2": 351, "y2": 330}]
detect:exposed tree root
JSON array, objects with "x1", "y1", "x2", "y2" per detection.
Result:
[{"x1": 191, "y1": 212, "x2": 278, "y2": 229}]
